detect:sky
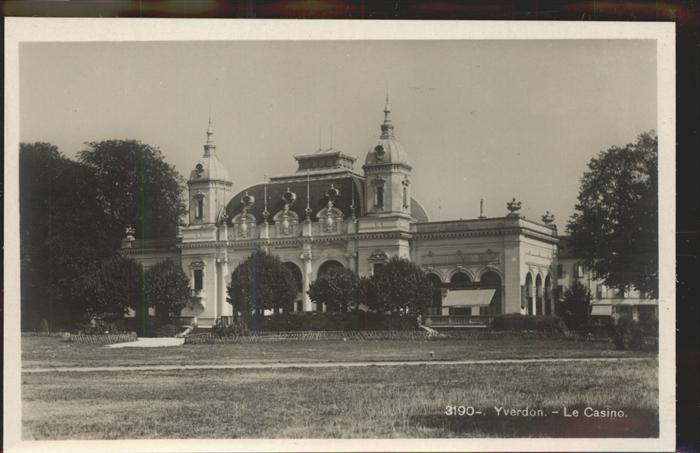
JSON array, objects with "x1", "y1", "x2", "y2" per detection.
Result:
[{"x1": 19, "y1": 39, "x2": 656, "y2": 224}]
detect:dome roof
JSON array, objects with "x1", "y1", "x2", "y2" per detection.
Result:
[
  {"x1": 188, "y1": 121, "x2": 232, "y2": 183},
  {"x1": 189, "y1": 153, "x2": 231, "y2": 183},
  {"x1": 363, "y1": 95, "x2": 411, "y2": 169},
  {"x1": 364, "y1": 138, "x2": 411, "y2": 167}
]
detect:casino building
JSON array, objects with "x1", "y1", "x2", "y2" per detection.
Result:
[{"x1": 122, "y1": 97, "x2": 559, "y2": 327}]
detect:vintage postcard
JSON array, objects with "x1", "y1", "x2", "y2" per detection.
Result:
[{"x1": 4, "y1": 18, "x2": 675, "y2": 452}]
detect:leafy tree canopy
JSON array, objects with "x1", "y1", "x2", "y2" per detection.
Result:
[
  {"x1": 227, "y1": 250, "x2": 297, "y2": 317},
  {"x1": 79, "y1": 140, "x2": 186, "y2": 242},
  {"x1": 308, "y1": 267, "x2": 361, "y2": 312},
  {"x1": 366, "y1": 256, "x2": 432, "y2": 315},
  {"x1": 567, "y1": 132, "x2": 658, "y2": 297},
  {"x1": 20, "y1": 142, "x2": 115, "y2": 329},
  {"x1": 144, "y1": 259, "x2": 190, "y2": 321}
]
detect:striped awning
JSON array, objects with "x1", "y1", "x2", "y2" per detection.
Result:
[
  {"x1": 443, "y1": 289, "x2": 495, "y2": 307},
  {"x1": 591, "y1": 305, "x2": 613, "y2": 316}
]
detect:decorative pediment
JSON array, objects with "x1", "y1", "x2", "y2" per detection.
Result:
[
  {"x1": 316, "y1": 206, "x2": 344, "y2": 234},
  {"x1": 368, "y1": 250, "x2": 389, "y2": 263},
  {"x1": 272, "y1": 206, "x2": 300, "y2": 237},
  {"x1": 189, "y1": 259, "x2": 206, "y2": 269},
  {"x1": 232, "y1": 213, "x2": 257, "y2": 239}
]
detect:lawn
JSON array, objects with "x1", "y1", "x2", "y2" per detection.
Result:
[
  {"x1": 21, "y1": 333, "x2": 652, "y2": 369},
  {"x1": 22, "y1": 358, "x2": 658, "y2": 439}
]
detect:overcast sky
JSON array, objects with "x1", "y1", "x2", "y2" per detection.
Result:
[{"x1": 20, "y1": 39, "x2": 656, "y2": 224}]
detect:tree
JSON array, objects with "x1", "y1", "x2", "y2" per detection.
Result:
[
  {"x1": 78, "y1": 140, "x2": 186, "y2": 242},
  {"x1": 227, "y1": 250, "x2": 297, "y2": 319},
  {"x1": 144, "y1": 259, "x2": 190, "y2": 322},
  {"x1": 20, "y1": 142, "x2": 115, "y2": 330},
  {"x1": 308, "y1": 267, "x2": 360, "y2": 312},
  {"x1": 87, "y1": 256, "x2": 144, "y2": 321},
  {"x1": 567, "y1": 132, "x2": 658, "y2": 298},
  {"x1": 556, "y1": 280, "x2": 591, "y2": 331},
  {"x1": 367, "y1": 256, "x2": 432, "y2": 315}
]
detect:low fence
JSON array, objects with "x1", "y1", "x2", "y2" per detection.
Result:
[
  {"x1": 61, "y1": 332, "x2": 138, "y2": 345},
  {"x1": 185, "y1": 330, "x2": 432, "y2": 344}
]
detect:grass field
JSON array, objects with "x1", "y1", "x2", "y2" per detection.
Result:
[
  {"x1": 22, "y1": 333, "x2": 651, "y2": 369},
  {"x1": 21, "y1": 335, "x2": 658, "y2": 439}
]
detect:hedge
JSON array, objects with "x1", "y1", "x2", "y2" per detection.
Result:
[
  {"x1": 241, "y1": 311, "x2": 419, "y2": 332},
  {"x1": 185, "y1": 330, "x2": 432, "y2": 344},
  {"x1": 61, "y1": 332, "x2": 138, "y2": 345},
  {"x1": 21, "y1": 331, "x2": 69, "y2": 337},
  {"x1": 491, "y1": 314, "x2": 570, "y2": 335}
]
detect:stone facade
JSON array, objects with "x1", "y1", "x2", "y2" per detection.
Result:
[{"x1": 122, "y1": 99, "x2": 559, "y2": 326}]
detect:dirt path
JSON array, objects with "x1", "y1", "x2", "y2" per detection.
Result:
[
  {"x1": 21, "y1": 356, "x2": 652, "y2": 374},
  {"x1": 104, "y1": 337, "x2": 185, "y2": 348}
]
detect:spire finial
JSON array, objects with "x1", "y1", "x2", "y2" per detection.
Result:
[
  {"x1": 384, "y1": 89, "x2": 391, "y2": 123},
  {"x1": 305, "y1": 170, "x2": 312, "y2": 221},
  {"x1": 380, "y1": 91, "x2": 395, "y2": 139},
  {"x1": 479, "y1": 198, "x2": 486, "y2": 219},
  {"x1": 203, "y1": 115, "x2": 216, "y2": 156}
]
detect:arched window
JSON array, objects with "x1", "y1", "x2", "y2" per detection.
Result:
[
  {"x1": 450, "y1": 271, "x2": 471, "y2": 287},
  {"x1": 375, "y1": 185, "x2": 384, "y2": 208},
  {"x1": 194, "y1": 269, "x2": 203, "y2": 291},
  {"x1": 402, "y1": 186, "x2": 409, "y2": 209},
  {"x1": 194, "y1": 194, "x2": 204, "y2": 220}
]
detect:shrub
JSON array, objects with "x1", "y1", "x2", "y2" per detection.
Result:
[
  {"x1": 152, "y1": 323, "x2": 183, "y2": 338},
  {"x1": 556, "y1": 280, "x2": 591, "y2": 331},
  {"x1": 308, "y1": 267, "x2": 360, "y2": 312},
  {"x1": 366, "y1": 256, "x2": 432, "y2": 315},
  {"x1": 211, "y1": 319, "x2": 249, "y2": 337},
  {"x1": 613, "y1": 317, "x2": 658, "y2": 350},
  {"x1": 228, "y1": 250, "x2": 298, "y2": 318},
  {"x1": 76, "y1": 318, "x2": 127, "y2": 335},
  {"x1": 212, "y1": 312, "x2": 419, "y2": 334},
  {"x1": 144, "y1": 259, "x2": 190, "y2": 322},
  {"x1": 492, "y1": 314, "x2": 569, "y2": 335},
  {"x1": 87, "y1": 256, "x2": 144, "y2": 320}
]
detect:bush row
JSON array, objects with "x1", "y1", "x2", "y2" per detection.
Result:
[
  {"x1": 185, "y1": 330, "x2": 432, "y2": 344},
  {"x1": 21, "y1": 331, "x2": 68, "y2": 337},
  {"x1": 61, "y1": 332, "x2": 138, "y2": 345},
  {"x1": 229, "y1": 311, "x2": 420, "y2": 333},
  {"x1": 491, "y1": 314, "x2": 570, "y2": 335}
]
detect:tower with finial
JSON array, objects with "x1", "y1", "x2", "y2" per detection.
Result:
[
  {"x1": 362, "y1": 92, "x2": 413, "y2": 222},
  {"x1": 187, "y1": 117, "x2": 233, "y2": 226}
]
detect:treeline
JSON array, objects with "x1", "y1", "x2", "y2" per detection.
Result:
[{"x1": 19, "y1": 140, "x2": 186, "y2": 330}]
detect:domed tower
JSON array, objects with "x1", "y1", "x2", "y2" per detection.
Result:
[
  {"x1": 362, "y1": 94, "x2": 413, "y2": 219},
  {"x1": 187, "y1": 120, "x2": 233, "y2": 226}
]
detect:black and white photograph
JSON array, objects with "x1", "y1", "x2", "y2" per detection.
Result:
[{"x1": 4, "y1": 19, "x2": 675, "y2": 452}]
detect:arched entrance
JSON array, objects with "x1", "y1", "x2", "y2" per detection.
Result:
[
  {"x1": 480, "y1": 271, "x2": 502, "y2": 315},
  {"x1": 426, "y1": 273, "x2": 443, "y2": 316},
  {"x1": 450, "y1": 271, "x2": 471, "y2": 287},
  {"x1": 315, "y1": 260, "x2": 344, "y2": 312},
  {"x1": 525, "y1": 273, "x2": 534, "y2": 315},
  {"x1": 283, "y1": 262, "x2": 303, "y2": 312},
  {"x1": 449, "y1": 271, "x2": 472, "y2": 315}
]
